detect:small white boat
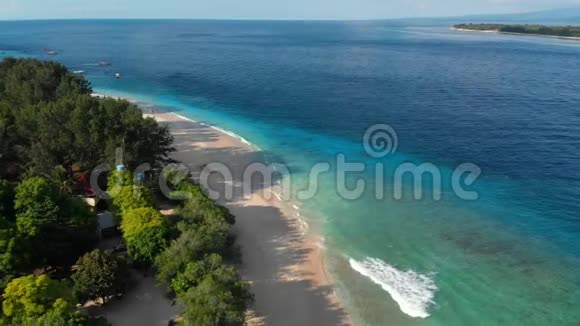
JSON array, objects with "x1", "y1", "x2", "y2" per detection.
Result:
[
  {"x1": 47, "y1": 50, "x2": 58, "y2": 55},
  {"x1": 73, "y1": 70, "x2": 85, "y2": 75},
  {"x1": 115, "y1": 73, "x2": 121, "y2": 79},
  {"x1": 97, "y1": 61, "x2": 112, "y2": 67}
]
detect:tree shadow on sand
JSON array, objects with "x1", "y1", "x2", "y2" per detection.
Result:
[
  {"x1": 161, "y1": 115, "x2": 350, "y2": 325},
  {"x1": 230, "y1": 204, "x2": 349, "y2": 326},
  {"x1": 167, "y1": 119, "x2": 306, "y2": 198}
]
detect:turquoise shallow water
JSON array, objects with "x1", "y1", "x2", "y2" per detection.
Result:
[{"x1": 1, "y1": 20, "x2": 580, "y2": 325}]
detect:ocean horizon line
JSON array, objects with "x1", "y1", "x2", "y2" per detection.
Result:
[{"x1": 3, "y1": 8, "x2": 575, "y2": 24}]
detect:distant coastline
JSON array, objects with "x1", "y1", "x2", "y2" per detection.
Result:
[{"x1": 453, "y1": 23, "x2": 580, "y2": 40}]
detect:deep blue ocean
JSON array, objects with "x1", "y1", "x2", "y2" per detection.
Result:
[{"x1": 1, "y1": 20, "x2": 579, "y2": 325}]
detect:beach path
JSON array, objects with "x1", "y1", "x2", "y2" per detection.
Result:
[{"x1": 149, "y1": 112, "x2": 349, "y2": 326}]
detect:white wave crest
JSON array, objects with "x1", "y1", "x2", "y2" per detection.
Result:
[
  {"x1": 210, "y1": 125, "x2": 258, "y2": 149},
  {"x1": 172, "y1": 115, "x2": 260, "y2": 150},
  {"x1": 349, "y1": 257, "x2": 437, "y2": 319}
]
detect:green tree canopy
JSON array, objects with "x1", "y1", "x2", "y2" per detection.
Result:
[
  {"x1": 13, "y1": 177, "x2": 97, "y2": 268},
  {"x1": 14, "y1": 95, "x2": 174, "y2": 177},
  {"x1": 0, "y1": 101, "x2": 19, "y2": 176},
  {"x1": 110, "y1": 185, "x2": 155, "y2": 218},
  {"x1": 126, "y1": 226, "x2": 169, "y2": 266},
  {"x1": 0, "y1": 58, "x2": 174, "y2": 180},
  {"x1": 14, "y1": 176, "x2": 60, "y2": 221},
  {"x1": 121, "y1": 207, "x2": 170, "y2": 265},
  {"x1": 0, "y1": 226, "x2": 20, "y2": 290},
  {"x1": 155, "y1": 180, "x2": 236, "y2": 287},
  {"x1": 71, "y1": 250, "x2": 128, "y2": 303},
  {"x1": 121, "y1": 207, "x2": 167, "y2": 241},
  {"x1": 0, "y1": 58, "x2": 91, "y2": 106},
  {"x1": 172, "y1": 254, "x2": 227, "y2": 295},
  {"x1": 155, "y1": 220, "x2": 230, "y2": 286},
  {"x1": 179, "y1": 269, "x2": 253, "y2": 326},
  {"x1": 178, "y1": 193, "x2": 235, "y2": 226},
  {"x1": 1, "y1": 275, "x2": 77, "y2": 325}
]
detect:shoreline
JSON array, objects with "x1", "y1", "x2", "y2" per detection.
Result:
[
  {"x1": 126, "y1": 100, "x2": 349, "y2": 324},
  {"x1": 149, "y1": 111, "x2": 350, "y2": 325},
  {"x1": 452, "y1": 27, "x2": 498, "y2": 33},
  {"x1": 452, "y1": 27, "x2": 580, "y2": 41}
]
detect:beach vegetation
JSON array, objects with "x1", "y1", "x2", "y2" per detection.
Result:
[
  {"x1": 110, "y1": 184, "x2": 155, "y2": 218},
  {"x1": 120, "y1": 207, "x2": 170, "y2": 265},
  {"x1": 179, "y1": 269, "x2": 252, "y2": 326},
  {"x1": 155, "y1": 179, "x2": 252, "y2": 325},
  {"x1": 154, "y1": 223, "x2": 230, "y2": 287},
  {"x1": 171, "y1": 253, "x2": 227, "y2": 295},
  {"x1": 155, "y1": 182, "x2": 235, "y2": 286}
]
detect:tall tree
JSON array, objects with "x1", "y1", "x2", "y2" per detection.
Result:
[
  {"x1": 14, "y1": 177, "x2": 97, "y2": 268},
  {"x1": 0, "y1": 58, "x2": 91, "y2": 106},
  {"x1": 72, "y1": 250, "x2": 128, "y2": 303}
]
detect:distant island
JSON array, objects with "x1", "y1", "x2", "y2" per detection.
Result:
[{"x1": 454, "y1": 23, "x2": 580, "y2": 39}]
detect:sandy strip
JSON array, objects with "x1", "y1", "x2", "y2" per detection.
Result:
[
  {"x1": 146, "y1": 112, "x2": 350, "y2": 325},
  {"x1": 452, "y1": 27, "x2": 498, "y2": 33}
]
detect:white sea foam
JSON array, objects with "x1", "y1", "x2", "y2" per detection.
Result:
[
  {"x1": 211, "y1": 125, "x2": 258, "y2": 149},
  {"x1": 315, "y1": 240, "x2": 325, "y2": 249},
  {"x1": 349, "y1": 257, "x2": 437, "y2": 319},
  {"x1": 173, "y1": 113, "x2": 200, "y2": 125},
  {"x1": 169, "y1": 113, "x2": 260, "y2": 150}
]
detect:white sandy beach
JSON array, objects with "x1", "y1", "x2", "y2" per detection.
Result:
[
  {"x1": 146, "y1": 112, "x2": 350, "y2": 325},
  {"x1": 452, "y1": 27, "x2": 498, "y2": 33}
]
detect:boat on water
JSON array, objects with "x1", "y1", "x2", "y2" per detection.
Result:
[
  {"x1": 73, "y1": 70, "x2": 85, "y2": 75},
  {"x1": 47, "y1": 50, "x2": 58, "y2": 55},
  {"x1": 115, "y1": 73, "x2": 121, "y2": 79},
  {"x1": 97, "y1": 61, "x2": 112, "y2": 67}
]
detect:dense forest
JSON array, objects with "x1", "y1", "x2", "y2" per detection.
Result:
[
  {"x1": 0, "y1": 58, "x2": 252, "y2": 325},
  {"x1": 454, "y1": 23, "x2": 580, "y2": 38}
]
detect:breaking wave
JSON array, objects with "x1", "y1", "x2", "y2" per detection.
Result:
[{"x1": 349, "y1": 257, "x2": 438, "y2": 318}]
